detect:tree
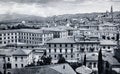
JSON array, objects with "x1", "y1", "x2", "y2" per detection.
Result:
[
  {"x1": 116, "y1": 33, "x2": 119, "y2": 41},
  {"x1": 0, "y1": 71, "x2": 2, "y2": 74},
  {"x1": 83, "y1": 54, "x2": 86, "y2": 66},
  {"x1": 43, "y1": 50, "x2": 47, "y2": 56},
  {"x1": 57, "y1": 54, "x2": 67, "y2": 64},
  {"x1": 41, "y1": 56, "x2": 52, "y2": 65},
  {"x1": 98, "y1": 49, "x2": 103, "y2": 74}
]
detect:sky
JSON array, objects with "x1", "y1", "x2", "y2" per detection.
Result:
[{"x1": 0, "y1": 0, "x2": 120, "y2": 17}]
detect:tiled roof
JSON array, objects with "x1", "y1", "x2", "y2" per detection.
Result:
[
  {"x1": 12, "y1": 63, "x2": 76, "y2": 74},
  {"x1": 47, "y1": 38, "x2": 75, "y2": 43},
  {"x1": 0, "y1": 49, "x2": 14, "y2": 56},
  {"x1": 50, "y1": 63, "x2": 76, "y2": 74},
  {"x1": 103, "y1": 52, "x2": 120, "y2": 65},
  {"x1": 100, "y1": 40, "x2": 117, "y2": 45},
  {"x1": 12, "y1": 49, "x2": 28, "y2": 56},
  {"x1": 76, "y1": 65, "x2": 92, "y2": 74},
  {"x1": 41, "y1": 27, "x2": 66, "y2": 32},
  {"x1": 86, "y1": 53, "x2": 98, "y2": 61}
]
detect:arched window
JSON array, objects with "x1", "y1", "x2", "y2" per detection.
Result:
[
  {"x1": 107, "y1": 37, "x2": 110, "y2": 40},
  {"x1": 102, "y1": 35, "x2": 106, "y2": 39}
]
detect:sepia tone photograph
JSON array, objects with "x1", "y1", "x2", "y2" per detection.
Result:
[{"x1": 0, "y1": 0, "x2": 120, "y2": 74}]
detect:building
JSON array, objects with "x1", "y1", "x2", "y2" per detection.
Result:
[
  {"x1": 41, "y1": 27, "x2": 68, "y2": 38},
  {"x1": 100, "y1": 40, "x2": 117, "y2": 53},
  {"x1": 86, "y1": 53, "x2": 98, "y2": 74},
  {"x1": 75, "y1": 35, "x2": 100, "y2": 62},
  {"x1": 103, "y1": 52, "x2": 120, "y2": 74},
  {"x1": 46, "y1": 37, "x2": 76, "y2": 63},
  {"x1": 0, "y1": 48, "x2": 37, "y2": 74},
  {"x1": 99, "y1": 22, "x2": 117, "y2": 41},
  {"x1": 0, "y1": 29, "x2": 53, "y2": 47},
  {"x1": 46, "y1": 34, "x2": 100, "y2": 63},
  {"x1": 11, "y1": 63, "x2": 76, "y2": 74}
]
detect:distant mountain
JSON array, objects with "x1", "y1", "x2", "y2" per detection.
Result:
[
  {"x1": 0, "y1": 13, "x2": 46, "y2": 23},
  {"x1": 0, "y1": 11, "x2": 120, "y2": 24}
]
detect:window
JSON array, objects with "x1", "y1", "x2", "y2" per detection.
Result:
[
  {"x1": 49, "y1": 49, "x2": 51, "y2": 53},
  {"x1": 49, "y1": 44, "x2": 51, "y2": 47},
  {"x1": 65, "y1": 55, "x2": 67, "y2": 58},
  {"x1": 71, "y1": 55, "x2": 73, "y2": 58},
  {"x1": 93, "y1": 63, "x2": 96, "y2": 68},
  {"x1": 8, "y1": 57, "x2": 10, "y2": 61},
  {"x1": 60, "y1": 49, "x2": 62, "y2": 53},
  {"x1": 103, "y1": 46, "x2": 105, "y2": 49},
  {"x1": 3, "y1": 57, "x2": 5, "y2": 61},
  {"x1": 54, "y1": 44, "x2": 56, "y2": 47},
  {"x1": 108, "y1": 46, "x2": 110, "y2": 49},
  {"x1": 54, "y1": 49, "x2": 56, "y2": 53},
  {"x1": 71, "y1": 49, "x2": 73, "y2": 53},
  {"x1": 54, "y1": 55, "x2": 56, "y2": 58},
  {"x1": 88, "y1": 62, "x2": 92, "y2": 68},
  {"x1": 15, "y1": 57, "x2": 17, "y2": 61},
  {"x1": 65, "y1": 49, "x2": 67, "y2": 53},
  {"x1": 21, "y1": 64, "x2": 23, "y2": 67},
  {"x1": 71, "y1": 44, "x2": 73, "y2": 47},
  {"x1": 21, "y1": 57, "x2": 23, "y2": 61},
  {"x1": 77, "y1": 54, "x2": 79, "y2": 57},
  {"x1": 60, "y1": 44, "x2": 62, "y2": 47},
  {"x1": 65, "y1": 44, "x2": 67, "y2": 47},
  {"x1": 7, "y1": 63, "x2": 11, "y2": 69},
  {"x1": 4, "y1": 41, "x2": 6, "y2": 44},
  {"x1": 15, "y1": 64, "x2": 17, "y2": 68}
]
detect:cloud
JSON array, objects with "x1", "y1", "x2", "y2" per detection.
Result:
[
  {"x1": 0, "y1": 0, "x2": 60, "y2": 4},
  {"x1": 0, "y1": 0, "x2": 120, "y2": 17}
]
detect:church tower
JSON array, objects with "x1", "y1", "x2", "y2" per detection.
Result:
[{"x1": 110, "y1": 6, "x2": 114, "y2": 22}]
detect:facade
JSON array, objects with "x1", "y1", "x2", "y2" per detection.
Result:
[
  {"x1": 46, "y1": 37, "x2": 76, "y2": 63},
  {"x1": 100, "y1": 40, "x2": 117, "y2": 53},
  {"x1": 12, "y1": 63, "x2": 76, "y2": 74},
  {"x1": 86, "y1": 53, "x2": 98, "y2": 74},
  {"x1": 46, "y1": 35, "x2": 100, "y2": 63},
  {"x1": 0, "y1": 49, "x2": 35, "y2": 74},
  {"x1": 99, "y1": 22, "x2": 117, "y2": 41},
  {"x1": 41, "y1": 27, "x2": 68, "y2": 38},
  {"x1": 0, "y1": 29, "x2": 53, "y2": 47}
]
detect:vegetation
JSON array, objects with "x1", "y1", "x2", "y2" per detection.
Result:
[
  {"x1": 57, "y1": 54, "x2": 67, "y2": 64},
  {"x1": 98, "y1": 49, "x2": 103, "y2": 74},
  {"x1": 83, "y1": 54, "x2": 86, "y2": 66}
]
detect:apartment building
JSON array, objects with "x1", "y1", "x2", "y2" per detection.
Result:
[
  {"x1": 46, "y1": 35, "x2": 100, "y2": 63},
  {"x1": 0, "y1": 49, "x2": 33, "y2": 74},
  {"x1": 0, "y1": 29, "x2": 53, "y2": 47}
]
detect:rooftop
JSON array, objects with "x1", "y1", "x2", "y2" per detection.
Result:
[
  {"x1": 47, "y1": 37, "x2": 75, "y2": 43},
  {"x1": 100, "y1": 40, "x2": 117, "y2": 45},
  {"x1": 12, "y1": 63, "x2": 76, "y2": 74}
]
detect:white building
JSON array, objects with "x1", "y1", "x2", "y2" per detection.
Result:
[
  {"x1": 0, "y1": 29, "x2": 53, "y2": 47},
  {"x1": 46, "y1": 35, "x2": 100, "y2": 63},
  {"x1": 46, "y1": 37, "x2": 77, "y2": 63},
  {"x1": 0, "y1": 49, "x2": 33, "y2": 74}
]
